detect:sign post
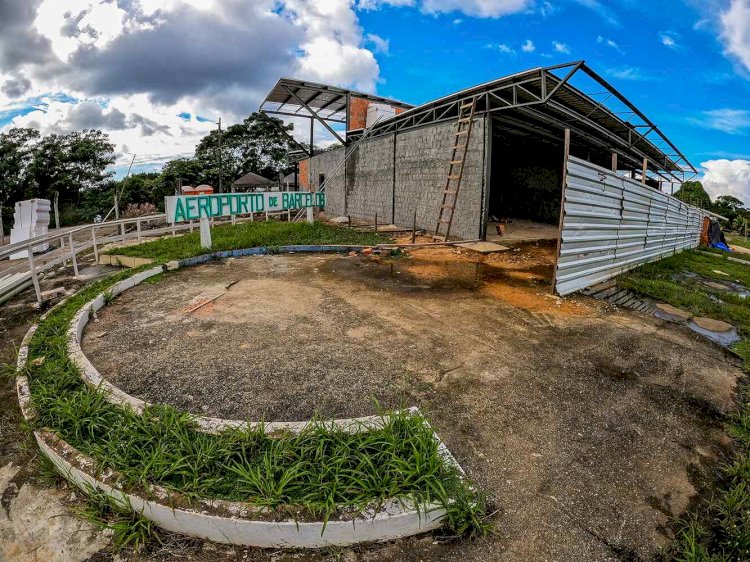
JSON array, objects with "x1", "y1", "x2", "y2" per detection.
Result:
[{"x1": 199, "y1": 217, "x2": 212, "y2": 249}]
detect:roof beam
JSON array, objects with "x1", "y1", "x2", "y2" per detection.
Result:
[{"x1": 281, "y1": 85, "x2": 346, "y2": 144}]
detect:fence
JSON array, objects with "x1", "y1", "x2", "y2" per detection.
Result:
[
  {"x1": 0, "y1": 212, "x2": 268, "y2": 305},
  {"x1": 554, "y1": 156, "x2": 707, "y2": 296}
]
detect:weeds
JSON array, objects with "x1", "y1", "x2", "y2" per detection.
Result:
[
  {"x1": 76, "y1": 489, "x2": 161, "y2": 552},
  {"x1": 622, "y1": 250, "x2": 750, "y2": 560},
  {"x1": 22, "y1": 265, "x2": 488, "y2": 540}
]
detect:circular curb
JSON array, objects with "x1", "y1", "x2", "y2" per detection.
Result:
[{"x1": 16, "y1": 246, "x2": 464, "y2": 548}]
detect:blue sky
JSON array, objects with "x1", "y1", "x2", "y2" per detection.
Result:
[
  {"x1": 357, "y1": 1, "x2": 750, "y2": 166},
  {"x1": 0, "y1": 0, "x2": 748, "y2": 198}
]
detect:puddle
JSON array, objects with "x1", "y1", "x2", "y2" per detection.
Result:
[{"x1": 687, "y1": 321, "x2": 741, "y2": 347}]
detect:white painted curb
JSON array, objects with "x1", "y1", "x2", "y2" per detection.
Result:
[{"x1": 16, "y1": 249, "x2": 467, "y2": 548}]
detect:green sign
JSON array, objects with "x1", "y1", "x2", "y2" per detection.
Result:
[{"x1": 165, "y1": 192, "x2": 325, "y2": 223}]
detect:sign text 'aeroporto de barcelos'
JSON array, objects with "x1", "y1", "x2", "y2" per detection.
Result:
[{"x1": 165, "y1": 192, "x2": 325, "y2": 223}]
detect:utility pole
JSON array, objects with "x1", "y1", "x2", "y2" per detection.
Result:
[
  {"x1": 217, "y1": 118, "x2": 223, "y2": 193},
  {"x1": 53, "y1": 191, "x2": 60, "y2": 230}
]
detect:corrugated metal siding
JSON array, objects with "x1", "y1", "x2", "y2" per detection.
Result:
[{"x1": 555, "y1": 156, "x2": 706, "y2": 296}]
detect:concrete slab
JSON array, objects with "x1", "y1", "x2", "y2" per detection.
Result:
[
  {"x1": 457, "y1": 241, "x2": 510, "y2": 254},
  {"x1": 654, "y1": 303, "x2": 693, "y2": 322}
]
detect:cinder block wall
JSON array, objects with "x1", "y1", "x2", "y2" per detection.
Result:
[
  {"x1": 393, "y1": 119, "x2": 485, "y2": 240},
  {"x1": 309, "y1": 116, "x2": 487, "y2": 240}
]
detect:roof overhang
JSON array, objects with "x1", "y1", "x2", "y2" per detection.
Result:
[{"x1": 259, "y1": 78, "x2": 414, "y2": 124}]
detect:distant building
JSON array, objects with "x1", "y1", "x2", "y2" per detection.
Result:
[{"x1": 233, "y1": 172, "x2": 276, "y2": 192}]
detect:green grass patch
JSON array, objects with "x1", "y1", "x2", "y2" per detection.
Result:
[
  {"x1": 19, "y1": 268, "x2": 488, "y2": 542},
  {"x1": 620, "y1": 250, "x2": 750, "y2": 560},
  {"x1": 107, "y1": 221, "x2": 389, "y2": 262},
  {"x1": 726, "y1": 233, "x2": 750, "y2": 251}
]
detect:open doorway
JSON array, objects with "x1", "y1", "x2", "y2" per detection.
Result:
[{"x1": 485, "y1": 118, "x2": 564, "y2": 243}]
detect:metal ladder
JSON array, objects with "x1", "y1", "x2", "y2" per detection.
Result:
[
  {"x1": 291, "y1": 115, "x2": 385, "y2": 222},
  {"x1": 433, "y1": 97, "x2": 477, "y2": 241}
]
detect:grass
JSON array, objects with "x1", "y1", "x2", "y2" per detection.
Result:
[
  {"x1": 620, "y1": 250, "x2": 750, "y2": 560},
  {"x1": 107, "y1": 220, "x2": 389, "y2": 262},
  {"x1": 726, "y1": 232, "x2": 750, "y2": 251},
  {"x1": 19, "y1": 267, "x2": 489, "y2": 546}
]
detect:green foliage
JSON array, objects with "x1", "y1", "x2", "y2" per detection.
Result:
[
  {"x1": 194, "y1": 112, "x2": 297, "y2": 189},
  {"x1": 24, "y1": 268, "x2": 488, "y2": 538},
  {"x1": 713, "y1": 195, "x2": 746, "y2": 227},
  {"x1": 621, "y1": 250, "x2": 750, "y2": 560},
  {"x1": 76, "y1": 489, "x2": 160, "y2": 552},
  {"x1": 674, "y1": 181, "x2": 712, "y2": 210},
  {"x1": 106, "y1": 220, "x2": 388, "y2": 262}
]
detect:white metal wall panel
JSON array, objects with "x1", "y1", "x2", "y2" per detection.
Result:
[{"x1": 555, "y1": 156, "x2": 707, "y2": 296}]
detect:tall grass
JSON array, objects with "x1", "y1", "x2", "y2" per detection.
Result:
[{"x1": 20, "y1": 267, "x2": 489, "y2": 541}]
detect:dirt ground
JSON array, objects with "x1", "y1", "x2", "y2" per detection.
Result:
[
  {"x1": 0, "y1": 257, "x2": 119, "y2": 562},
  {"x1": 75, "y1": 244, "x2": 744, "y2": 561}
]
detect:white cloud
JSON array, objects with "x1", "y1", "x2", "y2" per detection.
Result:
[
  {"x1": 1, "y1": 0, "x2": 388, "y2": 166},
  {"x1": 521, "y1": 39, "x2": 535, "y2": 52},
  {"x1": 486, "y1": 43, "x2": 515, "y2": 54},
  {"x1": 701, "y1": 159, "x2": 750, "y2": 205},
  {"x1": 597, "y1": 35, "x2": 622, "y2": 52},
  {"x1": 365, "y1": 33, "x2": 390, "y2": 54},
  {"x1": 605, "y1": 66, "x2": 653, "y2": 81},
  {"x1": 420, "y1": 0, "x2": 532, "y2": 18},
  {"x1": 660, "y1": 32, "x2": 678, "y2": 49},
  {"x1": 356, "y1": 0, "x2": 529, "y2": 17},
  {"x1": 690, "y1": 108, "x2": 750, "y2": 134},
  {"x1": 552, "y1": 41, "x2": 570, "y2": 54},
  {"x1": 720, "y1": 0, "x2": 750, "y2": 72}
]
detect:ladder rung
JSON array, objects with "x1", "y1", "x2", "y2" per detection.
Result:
[
  {"x1": 438, "y1": 219, "x2": 451, "y2": 224},
  {"x1": 444, "y1": 190, "x2": 457, "y2": 195},
  {"x1": 460, "y1": 102, "x2": 474, "y2": 109},
  {"x1": 440, "y1": 204, "x2": 454, "y2": 210},
  {"x1": 456, "y1": 131, "x2": 469, "y2": 136},
  {"x1": 457, "y1": 117, "x2": 471, "y2": 123},
  {"x1": 447, "y1": 175, "x2": 461, "y2": 180},
  {"x1": 449, "y1": 160, "x2": 464, "y2": 165},
  {"x1": 433, "y1": 235, "x2": 446, "y2": 241}
]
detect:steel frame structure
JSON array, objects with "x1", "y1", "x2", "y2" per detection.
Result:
[{"x1": 259, "y1": 62, "x2": 697, "y2": 184}]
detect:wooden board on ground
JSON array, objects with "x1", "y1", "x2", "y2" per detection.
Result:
[{"x1": 456, "y1": 241, "x2": 510, "y2": 254}]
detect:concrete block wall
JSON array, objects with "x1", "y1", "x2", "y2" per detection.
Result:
[
  {"x1": 310, "y1": 148, "x2": 346, "y2": 216},
  {"x1": 308, "y1": 117, "x2": 487, "y2": 240},
  {"x1": 345, "y1": 134, "x2": 395, "y2": 223},
  {"x1": 393, "y1": 119, "x2": 485, "y2": 240}
]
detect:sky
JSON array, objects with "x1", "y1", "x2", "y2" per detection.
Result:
[{"x1": 0, "y1": 0, "x2": 749, "y2": 202}]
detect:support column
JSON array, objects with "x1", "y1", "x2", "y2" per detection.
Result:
[
  {"x1": 552, "y1": 128, "x2": 571, "y2": 293},
  {"x1": 641, "y1": 158, "x2": 648, "y2": 184},
  {"x1": 611, "y1": 152, "x2": 617, "y2": 172}
]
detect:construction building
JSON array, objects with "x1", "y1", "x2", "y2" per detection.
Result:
[{"x1": 261, "y1": 61, "x2": 708, "y2": 294}]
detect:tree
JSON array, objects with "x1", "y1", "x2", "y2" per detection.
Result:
[
  {"x1": 194, "y1": 112, "x2": 296, "y2": 190},
  {"x1": 713, "y1": 195, "x2": 745, "y2": 227},
  {"x1": 0, "y1": 128, "x2": 39, "y2": 207},
  {"x1": 26, "y1": 129, "x2": 115, "y2": 206},
  {"x1": 674, "y1": 180, "x2": 712, "y2": 209}
]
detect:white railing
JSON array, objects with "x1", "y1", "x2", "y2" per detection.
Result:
[{"x1": 0, "y1": 213, "x2": 264, "y2": 305}]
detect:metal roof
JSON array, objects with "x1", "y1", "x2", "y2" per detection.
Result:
[
  {"x1": 260, "y1": 78, "x2": 414, "y2": 124},
  {"x1": 259, "y1": 62, "x2": 696, "y2": 183},
  {"x1": 347, "y1": 61, "x2": 697, "y2": 183},
  {"x1": 233, "y1": 171, "x2": 275, "y2": 186}
]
